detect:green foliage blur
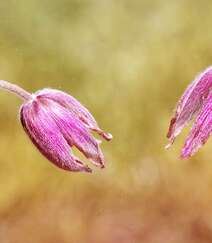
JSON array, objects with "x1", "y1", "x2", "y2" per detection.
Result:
[{"x1": 0, "y1": 0, "x2": 211, "y2": 242}]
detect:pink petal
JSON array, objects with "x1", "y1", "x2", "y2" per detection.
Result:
[
  {"x1": 181, "y1": 92, "x2": 212, "y2": 158},
  {"x1": 20, "y1": 100, "x2": 92, "y2": 173},
  {"x1": 36, "y1": 89, "x2": 112, "y2": 141},
  {"x1": 38, "y1": 97, "x2": 105, "y2": 168},
  {"x1": 167, "y1": 66, "x2": 212, "y2": 146}
]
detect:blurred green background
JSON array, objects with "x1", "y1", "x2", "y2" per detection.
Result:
[{"x1": 0, "y1": 0, "x2": 212, "y2": 242}]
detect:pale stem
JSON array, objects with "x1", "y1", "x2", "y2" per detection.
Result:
[{"x1": 0, "y1": 80, "x2": 32, "y2": 101}]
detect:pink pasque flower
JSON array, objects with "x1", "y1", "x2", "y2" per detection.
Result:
[
  {"x1": 167, "y1": 66, "x2": 212, "y2": 158},
  {"x1": 0, "y1": 80, "x2": 112, "y2": 173}
]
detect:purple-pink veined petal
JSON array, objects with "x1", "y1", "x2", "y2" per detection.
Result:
[
  {"x1": 35, "y1": 88, "x2": 112, "y2": 141},
  {"x1": 167, "y1": 66, "x2": 212, "y2": 146},
  {"x1": 37, "y1": 97, "x2": 105, "y2": 168},
  {"x1": 181, "y1": 92, "x2": 212, "y2": 158},
  {"x1": 20, "y1": 100, "x2": 92, "y2": 173}
]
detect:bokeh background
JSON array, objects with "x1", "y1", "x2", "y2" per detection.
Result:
[{"x1": 0, "y1": 0, "x2": 211, "y2": 242}]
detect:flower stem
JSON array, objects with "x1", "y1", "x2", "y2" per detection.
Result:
[{"x1": 0, "y1": 80, "x2": 32, "y2": 101}]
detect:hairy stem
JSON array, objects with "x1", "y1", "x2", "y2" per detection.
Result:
[{"x1": 0, "y1": 80, "x2": 32, "y2": 101}]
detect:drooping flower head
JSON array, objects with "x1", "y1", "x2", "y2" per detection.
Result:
[
  {"x1": 0, "y1": 80, "x2": 112, "y2": 173},
  {"x1": 167, "y1": 66, "x2": 212, "y2": 158}
]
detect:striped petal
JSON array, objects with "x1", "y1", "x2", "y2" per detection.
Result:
[
  {"x1": 20, "y1": 100, "x2": 92, "y2": 173},
  {"x1": 181, "y1": 92, "x2": 212, "y2": 158},
  {"x1": 38, "y1": 97, "x2": 105, "y2": 168},
  {"x1": 167, "y1": 66, "x2": 212, "y2": 146},
  {"x1": 36, "y1": 88, "x2": 112, "y2": 141}
]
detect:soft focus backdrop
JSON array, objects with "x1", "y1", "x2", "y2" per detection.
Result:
[{"x1": 0, "y1": 1, "x2": 212, "y2": 243}]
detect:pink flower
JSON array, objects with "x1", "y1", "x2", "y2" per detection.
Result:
[
  {"x1": 167, "y1": 66, "x2": 212, "y2": 158},
  {"x1": 0, "y1": 81, "x2": 112, "y2": 172}
]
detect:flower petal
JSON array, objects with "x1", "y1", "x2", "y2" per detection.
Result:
[
  {"x1": 20, "y1": 101, "x2": 92, "y2": 173},
  {"x1": 167, "y1": 66, "x2": 212, "y2": 146},
  {"x1": 38, "y1": 97, "x2": 105, "y2": 168},
  {"x1": 181, "y1": 92, "x2": 212, "y2": 158},
  {"x1": 35, "y1": 88, "x2": 112, "y2": 141}
]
